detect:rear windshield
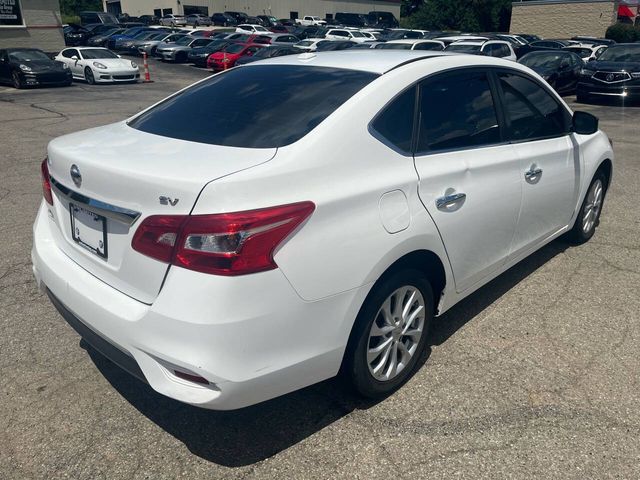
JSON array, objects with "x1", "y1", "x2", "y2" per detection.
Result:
[{"x1": 129, "y1": 65, "x2": 379, "y2": 148}]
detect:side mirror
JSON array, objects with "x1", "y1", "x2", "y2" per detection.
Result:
[
  {"x1": 117, "y1": 54, "x2": 121, "y2": 58},
  {"x1": 71, "y1": 55, "x2": 78, "y2": 60},
  {"x1": 573, "y1": 111, "x2": 599, "y2": 135}
]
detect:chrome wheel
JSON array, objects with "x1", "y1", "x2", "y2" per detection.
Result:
[
  {"x1": 582, "y1": 178, "x2": 603, "y2": 234},
  {"x1": 367, "y1": 286, "x2": 425, "y2": 382}
]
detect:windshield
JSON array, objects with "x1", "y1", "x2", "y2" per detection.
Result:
[
  {"x1": 175, "y1": 36, "x2": 193, "y2": 45},
  {"x1": 597, "y1": 45, "x2": 640, "y2": 62},
  {"x1": 9, "y1": 50, "x2": 51, "y2": 62},
  {"x1": 129, "y1": 65, "x2": 379, "y2": 148},
  {"x1": 377, "y1": 43, "x2": 411, "y2": 50},
  {"x1": 566, "y1": 48, "x2": 592, "y2": 57},
  {"x1": 520, "y1": 52, "x2": 564, "y2": 68},
  {"x1": 81, "y1": 48, "x2": 119, "y2": 59},
  {"x1": 225, "y1": 43, "x2": 245, "y2": 54},
  {"x1": 446, "y1": 44, "x2": 481, "y2": 53}
]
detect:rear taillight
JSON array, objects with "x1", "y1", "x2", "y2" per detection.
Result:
[
  {"x1": 132, "y1": 202, "x2": 315, "y2": 276},
  {"x1": 41, "y1": 158, "x2": 53, "y2": 205}
]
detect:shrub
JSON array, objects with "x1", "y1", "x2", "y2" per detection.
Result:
[{"x1": 605, "y1": 23, "x2": 640, "y2": 43}]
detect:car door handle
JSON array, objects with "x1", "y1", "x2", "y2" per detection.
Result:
[
  {"x1": 436, "y1": 192, "x2": 466, "y2": 210},
  {"x1": 525, "y1": 167, "x2": 543, "y2": 180}
]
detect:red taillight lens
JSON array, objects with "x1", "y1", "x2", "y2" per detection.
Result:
[
  {"x1": 41, "y1": 158, "x2": 53, "y2": 205},
  {"x1": 131, "y1": 202, "x2": 315, "y2": 276}
]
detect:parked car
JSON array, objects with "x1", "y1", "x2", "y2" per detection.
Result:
[
  {"x1": 225, "y1": 11, "x2": 248, "y2": 25},
  {"x1": 225, "y1": 33, "x2": 272, "y2": 45},
  {"x1": 516, "y1": 33, "x2": 541, "y2": 43},
  {"x1": 563, "y1": 44, "x2": 608, "y2": 63},
  {"x1": 576, "y1": 43, "x2": 640, "y2": 102},
  {"x1": 382, "y1": 29, "x2": 427, "y2": 41},
  {"x1": 34, "y1": 51, "x2": 613, "y2": 410},
  {"x1": 528, "y1": 39, "x2": 576, "y2": 50},
  {"x1": 118, "y1": 31, "x2": 163, "y2": 54},
  {"x1": 294, "y1": 38, "x2": 328, "y2": 52},
  {"x1": 518, "y1": 50, "x2": 583, "y2": 95},
  {"x1": 207, "y1": 43, "x2": 265, "y2": 70},
  {"x1": 270, "y1": 25, "x2": 292, "y2": 33},
  {"x1": 334, "y1": 12, "x2": 369, "y2": 27},
  {"x1": 236, "y1": 24, "x2": 271, "y2": 34},
  {"x1": 63, "y1": 24, "x2": 92, "y2": 46},
  {"x1": 269, "y1": 34, "x2": 300, "y2": 46},
  {"x1": 211, "y1": 13, "x2": 236, "y2": 26},
  {"x1": 445, "y1": 40, "x2": 516, "y2": 61},
  {"x1": 571, "y1": 36, "x2": 616, "y2": 47},
  {"x1": 235, "y1": 45, "x2": 300, "y2": 65},
  {"x1": 160, "y1": 14, "x2": 186, "y2": 27},
  {"x1": 55, "y1": 47, "x2": 139, "y2": 84},
  {"x1": 0, "y1": 48, "x2": 71, "y2": 88},
  {"x1": 315, "y1": 40, "x2": 357, "y2": 51},
  {"x1": 325, "y1": 29, "x2": 373, "y2": 44},
  {"x1": 86, "y1": 28, "x2": 126, "y2": 47},
  {"x1": 139, "y1": 33, "x2": 187, "y2": 56},
  {"x1": 367, "y1": 11, "x2": 399, "y2": 28},
  {"x1": 186, "y1": 14, "x2": 212, "y2": 27},
  {"x1": 138, "y1": 15, "x2": 159, "y2": 25},
  {"x1": 187, "y1": 40, "x2": 234, "y2": 67},
  {"x1": 157, "y1": 36, "x2": 214, "y2": 62},
  {"x1": 296, "y1": 16, "x2": 327, "y2": 26},
  {"x1": 375, "y1": 39, "x2": 445, "y2": 51},
  {"x1": 79, "y1": 11, "x2": 119, "y2": 25},
  {"x1": 106, "y1": 27, "x2": 154, "y2": 50},
  {"x1": 257, "y1": 15, "x2": 279, "y2": 27}
]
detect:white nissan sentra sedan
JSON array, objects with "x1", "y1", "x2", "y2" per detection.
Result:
[{"x1": 32, "y1": 51, "x2": 613, "y2": 410}]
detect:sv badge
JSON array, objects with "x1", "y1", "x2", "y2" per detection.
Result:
[{"x1": 159, "y1": 196, "x2": 179, "y2": 206}]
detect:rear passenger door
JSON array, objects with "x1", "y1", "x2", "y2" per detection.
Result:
[
  {"x1": 413, "y1": 70, "x2": 522, "y2": 293},
  {"x1": 494, "y1": 71, "x2": 577, "y2": 257}
]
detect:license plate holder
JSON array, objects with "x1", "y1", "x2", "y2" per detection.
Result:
[{"x1": 70, "y1": 203, "x2": 108, "y2": 259}]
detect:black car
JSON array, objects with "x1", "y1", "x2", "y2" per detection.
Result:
[
  {"x1": 63, "y1": 24, "x2": 92, "y2": 46},
  {"x1": 235, "y1": 45, "x2": 300, "y2": 65},
  {"x1": 225, "y1": 11, "x2": 248, "y2": 24},
  {"x1": 187, "y1": 40, "x2": 234, "y2": 67},
  {"x1": 138, "y1": 15, "x2": 159, "y2": 25},
  {"x1": 211, "y1": 13, "x2": 236, "y2": 26},
  {"x1": 257, "y1": 15, "x2": 278, "y2": 27},
  {"x1": 0, "y1": 48, "x2": 72, "y2": 89},
  {"x1": 519, "y1": 50, "x2": 583, "y2": 95},
  {"x1": 86, "y1": 27, "x2": 125, "y2": 47},
  {"x1": 368, "y1": 11, "x2": 399, "y2": 28},
  {"x1": 316, "y1": 40, "x2": 357, "y2": 51},
  {"x1": 576, "y1": 44, "x2": 640, "y2": 102}
]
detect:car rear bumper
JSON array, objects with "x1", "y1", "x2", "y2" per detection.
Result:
[{"x1": 32, "y1": 202, "x2": 364, "y2": 410}]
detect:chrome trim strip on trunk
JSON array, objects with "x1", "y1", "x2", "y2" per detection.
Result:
[{"x1": 50, "y1": 176, "x2": 141, "y2": 226}]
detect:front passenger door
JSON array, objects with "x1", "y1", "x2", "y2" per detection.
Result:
[{"x1": 413, "y1": 70, "x2": 522, "y2": 293}]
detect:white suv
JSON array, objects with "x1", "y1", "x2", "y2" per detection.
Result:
[
  {"x1": 33, "y1": 51, "x2": 613, "y2": 410},
  {"x1": 446, "y1": 39, "x2": 517, "y2": 61}
]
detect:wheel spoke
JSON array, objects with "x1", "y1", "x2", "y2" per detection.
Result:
[
  {"x1": 401, "y1": 290, "x2": 417, "y2": 320},
  {"x1": 371, "y1": 340, "x2": 393, "y2": 375},
  {"x1": 370, "y1": 321, "x2": 395, "y2": 337},
  {"x1": 403, "y1": 327, "x2": 422, "y2": 338},
  {"x1": 402, "y1": 305, "x2": 424, "y2": 334},
  {"x1": 384, "y1": 342, "x2": 398, "y2": 379},
  {"x1": 368, "y1": 336, "x2": 393, "y2": 362}
]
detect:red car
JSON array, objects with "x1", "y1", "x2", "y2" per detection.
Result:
[{"x1": 207, "y1": 43, "x2": 265, "y2": 70}]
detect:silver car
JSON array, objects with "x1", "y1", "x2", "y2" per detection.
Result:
[
  {"x1": 139, "y1": 33, "x2": 187, "y2": 56},
  {"x1": 156, "y1": 36, "x2": 213, "y2": 62},
  {"x1": 185, "y1": 14, "x2": 212, "y2": 27},
  {"x1": 159, "y1": 14, "x2": 186, "y2": 27}
]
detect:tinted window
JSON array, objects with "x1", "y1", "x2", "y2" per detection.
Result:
[
  {"x1": 497, "y1": 73, "x2": 568, "y2": 142},
  {"x1": 417, "y1": 72, "x2": 500, "y2": 152},
  {"x1": 372, "y1": 86, "x2": 416, "y2": 153},
  {"x1": 130, "y1": 65, "x2": 378, "y2": 148},
  {"x1": 414, "y1": 42, "x2": 442, "y2": 51}
]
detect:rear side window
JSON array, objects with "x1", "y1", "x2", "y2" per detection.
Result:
[
  {"x1": 417, "y1": 71, "x2": 500, "y2": 153},
  {"x1": 497, "y1": 73, "x2": 569, "y2": 142},
  {"x1": 129, "y1": 65, "x2": 378, "y2": 148},
  {"x1": 371, "y1": 86, "x2": 416, "y2": 153}
]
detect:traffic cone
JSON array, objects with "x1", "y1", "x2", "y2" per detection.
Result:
[{"x1": 143, "y1": 52, "x2": 153, "y2": 83}]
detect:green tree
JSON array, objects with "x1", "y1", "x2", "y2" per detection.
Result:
[
  {"x1": 403, "y1": 0, "x2": 512, "y2": 33},
  {"x1": 59, "y1": 0, "x2": 103, "y2": 17}
]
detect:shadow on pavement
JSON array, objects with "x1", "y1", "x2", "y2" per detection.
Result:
[{"x1": 87, "y1": 240, "x2": 569, "y2": 467}]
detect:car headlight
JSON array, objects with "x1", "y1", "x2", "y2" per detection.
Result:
[
  {"x1": 130, "y1": 61, "x2": 137, "y2": 68},
  {"x1": 580, "y1": 68, "x2": 595, "y2": 77},
  {"x1": 93, "y1": 62, "x2": 107, "y2": 69},
  {"x1": 19, "y1": 64, "x2": 32, "y2": 72}
]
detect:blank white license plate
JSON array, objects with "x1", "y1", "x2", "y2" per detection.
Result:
[{"x1": 70, "y1": 203, "x2": 108, "y2": 259}]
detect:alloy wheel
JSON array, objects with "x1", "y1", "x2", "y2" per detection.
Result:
[
  {"x1": 367, "y1": 286, "x2": 426, "y2": 382},
  {"x1": 12, "y1": 71, "x2": 22, "y2": 89},
  {"x1": 85, "y1": 68, "x2": 95, "y2": 85},
  {"x1": 582, "y1": 178, "x2": 603, "y2": 233}
]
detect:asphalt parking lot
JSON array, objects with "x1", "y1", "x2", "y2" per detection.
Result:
[{"x1": 1, "y1": 57, "x2": 639, "y2": 479}]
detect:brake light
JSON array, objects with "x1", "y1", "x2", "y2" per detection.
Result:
[
  {"x1": 131, "y1": 202, "x2": 315, "y2": 276},
  {"x1": 41, "y1": 158, "x2": 53, "y2": 205}
]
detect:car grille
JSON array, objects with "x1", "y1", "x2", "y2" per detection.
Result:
[
  {"x1": 593, "y1": 71, "x2": 631, "y2": 83},
  {"x1": 113, "y1": 75, "x2": 135, "y2": 80}
]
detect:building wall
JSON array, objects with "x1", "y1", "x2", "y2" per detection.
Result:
[
  {"x1": 510, "y1": 0, "x2": 619, "y2": 38},
  {"x1": 0, "y1": 0, "x2": 64, "y2": 51},
  {"x1": 113, "y1": 0, "x2": 400, "y2": 20}
]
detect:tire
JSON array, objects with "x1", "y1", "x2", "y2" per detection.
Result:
[
  {"x1": 567, "y1": 170, "x2": 607, "y2": 244},
  {"x1": 84, "y1": 67, "x2": 95, "y2": 85},
  {"x1": 343, "y1": 269, "x2": 434, "y2": 399},
  {"x1": 12, "y1": 71, "x2": 23, "y2": 89}
]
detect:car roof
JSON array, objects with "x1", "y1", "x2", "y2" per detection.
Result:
[
  {"x1": 387, "y1": 39, "x2": 440, "y2": 45},
  {"x1": 244, "y1": 50, "x2": 456, "y2": 73}
]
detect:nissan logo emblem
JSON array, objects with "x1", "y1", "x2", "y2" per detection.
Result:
[{"x1": 70, "y1": 164, "x2": 82, "y2": 188}]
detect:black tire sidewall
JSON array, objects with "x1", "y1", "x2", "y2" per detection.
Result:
[
  {"x1": 12, "y1": 71, "x2": 22, "y2": 89},
  {"x1": 345, "y1": 269, "x2": 434, "y2": 399},
  {"x1": 569, "y1": 171, "x2": 607, "y2": 244}
]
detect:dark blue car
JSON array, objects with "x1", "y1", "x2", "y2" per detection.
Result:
[{"x1": 107, "y1": 27, "x2": 155, "y2": 50}]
